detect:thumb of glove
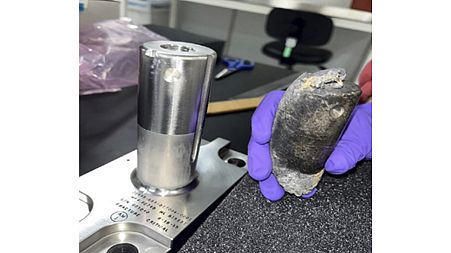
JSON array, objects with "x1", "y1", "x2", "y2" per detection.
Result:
[
  {"x1": 325, "y1": 103, "x2": 372, "y2": 175},
  {"x1": 325, "y1": 140, "x2": 366, "y2": 175}
]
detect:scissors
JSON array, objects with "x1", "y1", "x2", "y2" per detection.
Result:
[{"x1": 215, "y1": 58, "x2": 255, "y2": 80}]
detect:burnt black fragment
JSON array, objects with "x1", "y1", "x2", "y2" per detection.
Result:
[{"x1": 270, "y1": 69, "x2": 361, "y2": 196}]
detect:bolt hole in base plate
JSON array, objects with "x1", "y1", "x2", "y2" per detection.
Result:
[
  {"x1": 107, "y1": 243, "x2": 138, "y2": 253},
  {"x1": 226, "y1": 158, "x2": 246, "y2": 167}
]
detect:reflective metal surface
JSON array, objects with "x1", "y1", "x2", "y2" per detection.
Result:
[
  {"x1": 79, "y1": 191, "x2": 94, "y2": 222},
  {"x1": 138, "y1": 41, "x2": 216, "y2": 134},
  {"x1": 79, "y1": 138, "x2": 248, "y2": 253},
  {"x1": 137, "y1": 41, "x2": 216, "y2": 190},
  {"x1": 137, "y1": 127, "x2": 197, "y2": 190}
]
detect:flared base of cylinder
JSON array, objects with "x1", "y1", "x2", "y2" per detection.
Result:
[{"x1": 131, "y1": 169, "x2": 199, "y2": 196}]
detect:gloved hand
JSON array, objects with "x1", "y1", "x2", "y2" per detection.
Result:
[{"x1": 247, "y1": 90, "x2": 372, "y2": 201}]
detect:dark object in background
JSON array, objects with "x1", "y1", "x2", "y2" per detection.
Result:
[
  {"x1": 270, "y1": 68, "x2": 361, "y2": 196},
  {"x1": 262, "y1": 8, "x2": 333, "y2": 70},
  {"x1": 144, "y1": 24, "x2": 225, "y2": 61}
]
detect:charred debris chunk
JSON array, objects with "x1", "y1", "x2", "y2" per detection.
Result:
[{"x1": 271, "y1": 68, "x2": 361, "y2": 197}]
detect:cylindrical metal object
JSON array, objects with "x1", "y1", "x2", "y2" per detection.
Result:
[{"x1": 137, "y1": 41, "x2": 216, "y2": 190}]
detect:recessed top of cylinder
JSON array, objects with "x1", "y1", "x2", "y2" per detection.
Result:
[
  {"x1": 142, "y1": 41, "x2": 217, "y2": 58},
  {"x1": 138, "y1": 41, "x2": 216, "y2": 135}
]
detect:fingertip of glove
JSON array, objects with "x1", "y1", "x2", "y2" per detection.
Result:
[
  {"x1": 259, "y1": 174, "x2": 285, "y2": 202},
  {"x1": 325, "y1": 152, "x2": 353, "y2": 175},
  {"x1": 301, "y1": 188, "x2": 317, "y2": 199}
]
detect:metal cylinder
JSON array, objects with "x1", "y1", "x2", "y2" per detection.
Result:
[{"x1": 137, "y1": 41, "x2": 216, "y2": 190}]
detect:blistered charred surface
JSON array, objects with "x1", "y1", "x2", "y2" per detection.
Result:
[{"x1": 271, "y1": 70, "x2": 361, "y2": 196}]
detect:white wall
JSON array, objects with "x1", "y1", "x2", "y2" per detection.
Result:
[
  {"x1": 79, "y1": 0, "x2": 122, "y2": 27},
  {"x1": 177, "y1": 2, "x2": 372, "y2": 82},
  {"x1": 125, "y1": 0, "x2": 170, "y2": 26}
]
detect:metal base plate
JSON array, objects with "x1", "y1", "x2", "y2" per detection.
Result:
[{"x1": 79, "y1": 138, "x2": 247, "y2": 253}]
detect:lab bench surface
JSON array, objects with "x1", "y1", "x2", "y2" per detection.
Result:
[{"x1": 178, "y1": 161, "x2": 372, "y2": 252}]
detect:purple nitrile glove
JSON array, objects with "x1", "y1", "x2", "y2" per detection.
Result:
[
  {"x1": 247, "y1": 90, "x2": 372, "y2": 202},
  {"x1": 325, "y1": 102, "x2": 372, "y2": 174}
]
